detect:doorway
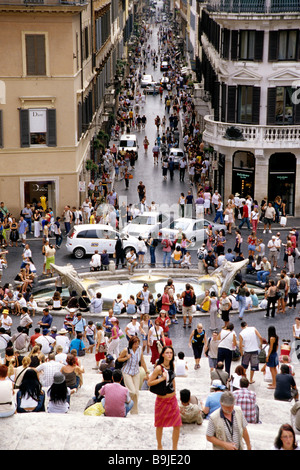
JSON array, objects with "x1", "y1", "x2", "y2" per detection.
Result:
[
  {"x1": 232, "y1": 151, "x2": 255, "y2": 198},
  {"x1": 268, "y1": 153, "x2": 296, "y2": 215}
]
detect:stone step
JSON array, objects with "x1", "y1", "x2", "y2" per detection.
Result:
[{"x1": 2, "y1": 353, "x2": 300, "y2": 450}]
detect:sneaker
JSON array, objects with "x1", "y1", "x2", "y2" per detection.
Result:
[
  {"x1": 263, "y1": 230, "x2": 266, "y2": 233},
  {"x1": 269, "y1": 230, "x2": 272, "y2": 233}
]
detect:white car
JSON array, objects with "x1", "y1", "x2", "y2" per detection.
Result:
[
  {"x1": 119, "y1": 134, "x2": 139, "y2": 160},
  {"x1": 66, "y1": 224, "x2": 140, "y2": 259},
  {"x1": 158, "y1": 218, "x2": 227, "y2": 243},
  {"x1": 121, "y1": 211, "x2": 171, "y2": 239},
  {"x1": 141, "y1": 74, "x2": 154, "y2": 88}
]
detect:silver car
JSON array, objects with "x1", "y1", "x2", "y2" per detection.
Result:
[{"x1": 169, "y1": 147, "x2": 185, "y2": 168}]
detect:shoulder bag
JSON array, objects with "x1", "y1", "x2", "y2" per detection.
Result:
[{"x1": 149, "y1": 366, "x2": 167, "y2": 396}]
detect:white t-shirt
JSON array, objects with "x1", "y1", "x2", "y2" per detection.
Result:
[
  {"x1": 126, "y1": 321, "x2": 140, "y2": 337},
  {"x1": 175, "y1": 359, "x2": 187, "y2": 376},
  {"x1": 219, "y1": 330, "x2": 236, "y2": 351},
  {"x1": 0, "y1": 315, "x2": 12, "y2": 331},
  {"x1": 35, "y1": 335, "x2": 55, "y2": 354},
  {"x1": 55, "y1": 335, "x2": 70, "y2": 354},
  {"x1": 239, "y1": 327, "x2": 260, "y2": 352},
  {"x1": 149, "y1": 325, "x2": 163, "y2": 345}
]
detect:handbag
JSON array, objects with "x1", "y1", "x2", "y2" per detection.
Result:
[
  {"x1": 98, "y1": 342, "x2": 107, "y2": 353},
  {"x1": 149, "y1": 366, "x2": 167, "y2": 396},
  {"x1": 280, "y1": 216, "x2": 287, "y2": 227},
  {"x1": 154, "y1": 326, "x2": 163, "y2": 354}
]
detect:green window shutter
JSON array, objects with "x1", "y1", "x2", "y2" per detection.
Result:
[
  {"x1": 26, "y1": 34, "x2": 46, "y2": 76},
  {"x1": 20, "y1": 109, "x2": 30, "y2": 148},
  {"x1": 47, "y1": 109, "x2": 57, "y2": 147},
  {"x1": 0, "y1": 110, "x2": 3, "y2": 148}
]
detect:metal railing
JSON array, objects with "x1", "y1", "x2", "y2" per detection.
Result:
[
  {"x1": 206, "y1": 0, "x2": 300, "y2": 14},
  {"x1": 0, "y1": 0, "x2": 87, "y2": 6}
]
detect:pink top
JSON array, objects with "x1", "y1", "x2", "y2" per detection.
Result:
[{"x1": 101, "y1": 383, "x2": 130, "y2": 417}]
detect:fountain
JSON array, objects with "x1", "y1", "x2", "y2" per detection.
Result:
[{"x1": 44, "y1": 258, "x2": 252, "y2": 310}]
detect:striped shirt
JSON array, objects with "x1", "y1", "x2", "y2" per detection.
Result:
[{"x1": 122, "y1": 346, "x2": 142, "y2": 376}]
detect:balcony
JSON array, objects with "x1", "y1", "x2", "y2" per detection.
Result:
[
  {"x1": 206, "y1": 0, "x2": 300, "y2": 14},
  {"x1": 203, "y1": 115, "x2": 300, "y2": 150}
]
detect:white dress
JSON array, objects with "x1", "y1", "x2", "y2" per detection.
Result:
[
  {"x1": 34, "y1": 220, "x2": 41, "y2": 238},
  {"x1": 209, "y1": 297, "x2": 221, "y2": 331}
]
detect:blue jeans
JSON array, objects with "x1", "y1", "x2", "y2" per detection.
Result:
[
  {"x1": 238, "y1": 296, "x2": 246, "y2": 319},
  {"x1": 101, "y1": 397, "x2": 134, "y2": 416},
  {"x1": 257, "y1": 271, "x2": 269, "y2": 283},
  {"x1": 214, "y1": 211, "x2": 224, "y2": 224},
  {"x1": 163, "y1": 251, "x2": 171, "y2": 268},
  {"x1": 64, "y1": 222, "x2": 71, "y2": 234},
  {"x1": 150, "y1": 246, "x2": 156, "y2": 265},
  {"x1": 25, "y1": 218, "x2": 32, "y2": 233},
  {"x1": 239, "y1": 217, "x2": 251, "y2": 229}
]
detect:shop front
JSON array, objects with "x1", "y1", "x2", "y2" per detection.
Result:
[
  {"x1": 268, "y1": 153, "x2": 296, "y2": 216},
  {"x1": 232, "y1": 151, "x2": 255, "y2": 198},
  {"x1": 22, "y1": 178, "x2": 57, "y2": 214}
]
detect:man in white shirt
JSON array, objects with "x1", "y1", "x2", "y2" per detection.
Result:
[
  {"x1": 81, "y1": 198, "x2": 90, "y2": 224},
  {"x1": 35, "y1": 329, "x2": 56, "y2": 355},
  {"x1": 0, "y1": 309, "x2": 12, "y2": 334},
  {"x1": 239, "y1": 322, "x2": 263, "y2": 384},
  {"x1": 256, "y1": 257, "x2": 272, "y2": 285},
  {"x1": 126, "y1": 249, "x2": 137, "y2": 274},
  {"x1": 228, "y1": 290, "x2": 239, "y2": 310},
  {"x1": 90, "y1": 250, "x2": 101, "y2": 271},
  {"x1": 55, "y1": 328, "x2": 70, "y2": 354},
  {"x1": 268, "y1": 235, "x2": 281, "y2": 271}
]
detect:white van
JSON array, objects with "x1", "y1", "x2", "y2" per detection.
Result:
[
  {"x1": 66, "y1": 224, "x2": 139, "y2": 259},
  {"x1": 119, "y1": 134, "x2": 139, "y2": 160}
]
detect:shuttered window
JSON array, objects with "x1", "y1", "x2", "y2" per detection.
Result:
[
  {"x1": 0, "y1": 110, "x2": 3, "y2": 148},
  {"x1": 237, "y1": 86, "x2": 261, "y2": 124},
  {"x1": 20, "y1": 108, "x2": 56, "y2": 147},
  {"x1": 227, "y1": 86, "x2": 237, "y2": 123},
  {"x1": 222, "y1": 28, "x2": 230, "y2": 59},
  {"x1": 238, "y1": 30, "x2": 264, "y2": 61},
  {"x1": 231, "y1": 30, "x2": 239, "y2": 60},
  {"x1": 267, "y1": 87, "x2": 300, "y2": 125},
  {"x1": 269, "y1": 30, "x2": 300, "y2": 61},
  {"x1": 25, "y1": 34, "x2": 46, "y2": 76}
]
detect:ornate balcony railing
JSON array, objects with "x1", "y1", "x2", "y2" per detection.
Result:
[
  {"x1": 203, "y1": 115, "x2": 300, "y2": 149},
  {"x1": 206, "y1": 0, "x2": 300, "y2": 14},
  {"x1": 0, "y1": 0, "x2": 87, "y2": 6}
]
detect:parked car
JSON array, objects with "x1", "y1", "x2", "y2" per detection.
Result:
[
  {"x1": 141, "y1": 74, "x2": 154, "y2": 88},
  {"x1": 66, "y1": 224, "x2": 139, "y2": 259},
  {"x1": 158, "y1": 218, "x2": 227, "y2": 243},
  {"x1": 121, "y1": 211, "x2": 171, "y2": 239},
  {"x1": 119, "y1": 134, "x2": 139, "y2": 160},
  {"x1": 169, "y1": 147, "x2": 185, "y2": 167}
]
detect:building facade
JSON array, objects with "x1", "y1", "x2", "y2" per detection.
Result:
[
  {"x1": 199, "y1": 0, "x2": 300, "y2": 215},
  {"x1": 0, "y1": 0, "x2": 131, "y2": 217}
]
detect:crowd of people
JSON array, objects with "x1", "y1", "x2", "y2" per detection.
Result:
[{"x1": 0, "y1": 7, "x2": 300, "y2": 453}]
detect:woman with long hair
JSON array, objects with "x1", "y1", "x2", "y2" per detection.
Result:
[
  {"x1": 47, "y1": 372, "x2": 74, "y2": 413},
  {"x1": 148, "y1": 346, "x2": 182, "y2": 450},
  {"x1": 261, "y1": 325, "x2": 279, "y2": 390},
  {"x1": 16, "y1": 368, "x2": 45, "y2": 413},
  {"x1": 272, "y1": 423, "x2": 299, "y2": 450}
]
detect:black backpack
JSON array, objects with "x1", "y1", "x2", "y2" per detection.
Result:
[{"x1": 184, "y1": 290, "x2": 194, "y2": 307}]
